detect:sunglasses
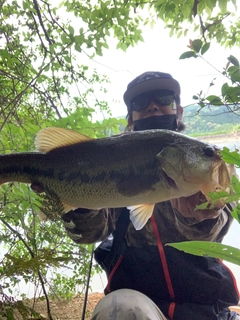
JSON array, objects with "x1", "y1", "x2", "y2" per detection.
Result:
[{"x1": 130, "y1": 90, "x2": 176, "y2": 112}]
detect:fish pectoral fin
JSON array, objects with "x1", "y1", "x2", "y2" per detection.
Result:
[
  {"x1": 35, "y1": 127, "x2": 94, "y2": 152},
  {"x1": 127, "y1": 204, "x2": 155, "y2": 230}
]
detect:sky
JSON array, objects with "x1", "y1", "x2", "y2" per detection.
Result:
[{"x1": 87, "y1": 19, "x2": 240, "y2": 119}]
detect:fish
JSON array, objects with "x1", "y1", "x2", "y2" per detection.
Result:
[{"x1": 0, "y1": 127, "x2": 232, "y2": 230}]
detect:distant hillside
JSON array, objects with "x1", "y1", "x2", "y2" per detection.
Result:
[
  {"x1": 182, "y1": 105, "x2": 240, "y2": 136},
  {"x1": 115, "y1": 105, "x2": 240, "y2": 136}
]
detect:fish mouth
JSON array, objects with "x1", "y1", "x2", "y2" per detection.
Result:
[
  {"x1": 200, "y1": 160, "x2": 232, "y2": 197},
  {"x1": 211, "y1": 160, "x2": 231, "y2": 190}
]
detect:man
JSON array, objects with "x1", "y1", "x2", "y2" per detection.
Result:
[{"x1": 33, "y1": 72, "x2": 240, "y2": 319}]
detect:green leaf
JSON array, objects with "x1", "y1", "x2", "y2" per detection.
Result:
[
  {"x1": 205, "y1": 95, "x2": 223, "y2": 105},
  {"x1": 68, "y1": 25, "x2": 75, "y2": 36},
  {"x1": 192, "y1": 39, "x2": 202, "y2": 53},
  {"x1": 218, "y1": 0, "x2": 227, "y2": 13},
  {"x1": 226, "y1": 86, "x2": 240, "y2": 97},
  {"x1": 231, "y1": 71, "x2": 240, "y2": 82},
  {"x1": 231, "y1": 203, "x2": 240, "y2": 223},
  {"x1": 231, "y1": 175, "x2": 240, "y2": 193},
  {"x1": 182, "y1": 4, "x2": 191, "y2": 18},
  {"x1": 179, "y1": 51, "x2": 198, "y2": 59},
  {"x1": 231, "y1": 0, "x2": 237, "y2": 10},
  {"x1": 228, "y1": 66, "x2": 240, "y2": 74},
  {"x1": 207, "y1": 190, "x2": 230, "y2": 203},
  {"x1": 168, "y1": 241, "x2": 240, "y2": 266},
  {"x1": 221, "y1": 82, "x2": 229, "y2": 96},
  {"x1": 64, "y1": 55, "x2": 71, "y2": 63},
  {"x1": 195, "y1": 201, "x2": 209, "y2": 210},
  {"x1": 201, "y1": 42, "x2": 210, "y2": 55},
  {"x1": 206, "y1": 0, "x2": 217, "y2": 10},
  {"x1": 177, "y1": 30, "x2": 183, "y2": 39},
  {"x1": 221, "y1": 147, "x2": 240, "y2": 166},
  {"x1": 228, "y1": 55, "x2": 240, "y2": 67},
  {"x1": 74, "y1": 34, "x2": 84, "y2": 45},
  {"x1": 74, "y1": 44, "x2": 82, "y2": 52},
  {"x1": 61, "y1": 33, "x2": 71, "y2": 45}
]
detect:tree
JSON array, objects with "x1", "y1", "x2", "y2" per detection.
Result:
[{"x1": 0, "y1": 0, "x2": 240, "y2": 318}]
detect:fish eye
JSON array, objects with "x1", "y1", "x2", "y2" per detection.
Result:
[{"x1": 204, "y1": 145, "x2": 215, "y2": 157}]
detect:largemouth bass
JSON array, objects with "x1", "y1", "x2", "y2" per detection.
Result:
[{"x1": 0, "y1": 127, "x2": 232, "y2": 230}]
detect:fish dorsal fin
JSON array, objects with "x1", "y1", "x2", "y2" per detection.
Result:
[{"x1": 35, "y1": 127, "x2": 94, "y2": 152}]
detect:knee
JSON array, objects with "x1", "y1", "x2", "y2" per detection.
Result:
[{"x1": 91, "y1": 289, "x2": 161, "y2": 320}]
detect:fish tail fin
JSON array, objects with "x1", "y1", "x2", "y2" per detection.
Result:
[{"x1": 127, "y1": 204, "x2": 155, "y2": 230}]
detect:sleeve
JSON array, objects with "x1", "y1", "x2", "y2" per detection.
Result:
[{"x1": 61, "y1": 207, "x2": 121, "y2": 244}]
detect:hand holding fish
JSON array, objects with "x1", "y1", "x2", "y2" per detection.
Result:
[{"x1": 170, "y1": 192, "x2": 224, "y2": 222}]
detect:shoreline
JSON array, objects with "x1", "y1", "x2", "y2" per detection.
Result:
[{"x1": 193, "y1": 133, "x2": 240, "y2": 144}]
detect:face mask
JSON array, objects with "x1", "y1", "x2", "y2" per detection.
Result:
[{"x1": 133, "y1": 115, "x2": 178, "y2": 131}]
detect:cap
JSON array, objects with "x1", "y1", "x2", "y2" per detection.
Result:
[{"x1": 123, "y1": 71, "x2": 181, "y2": 107}]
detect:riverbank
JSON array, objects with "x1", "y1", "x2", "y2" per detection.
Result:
[{"x1": 193, "y1": 133, "x2": 240, "y2": 144}]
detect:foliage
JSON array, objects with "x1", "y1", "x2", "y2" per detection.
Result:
[
  {"x1": 173, "y1": 24, "x2": 240, "y2": 264},
  {"x1": 0, "y1": 0, "x2": 240, "y2": 318},
  {"x1": 183, "y1": 104, "x2": 240, "y2": 135},
  {"x1": 169, "y1": 241, "x2": 240, "y2": 265},
  {"x1": 148, "y1": 0, "x2": 239, "y2": 47},
  {"x1": 0, "y1": 0, "x2": 130, "y2": 318},
  {"x1": 0, "y1": 288, "x2": 44, "y2": 319},
  {"x1": 180, "y1": 39, "x2": 240, "y2": 113}
]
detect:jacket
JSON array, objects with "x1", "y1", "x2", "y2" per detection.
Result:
[{"x1": 62, "y1": 201, "x2": 239, "y2": 320}]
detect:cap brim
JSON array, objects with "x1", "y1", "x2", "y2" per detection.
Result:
[{"x1": 123, "y1": 77, "x2": 181, "y2": 107}]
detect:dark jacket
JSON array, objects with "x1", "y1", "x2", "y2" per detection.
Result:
[{"x1": 62, "y1": 201, "x2": 239, "y2": 320}]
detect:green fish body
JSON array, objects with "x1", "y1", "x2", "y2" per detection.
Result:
[{"x1": 0, "y1": 127, "x2": 232, "y2": 229}]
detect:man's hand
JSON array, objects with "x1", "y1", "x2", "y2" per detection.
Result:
[{"x1": 170, "y1": 191, "x2": 224, "y2": 222}]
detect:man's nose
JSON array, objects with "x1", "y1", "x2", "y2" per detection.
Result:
[{"x1": 146, "y1": 99, "x2": 160, "y2": 112}]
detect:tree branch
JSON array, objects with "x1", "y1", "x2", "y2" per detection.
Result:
[
  {"x1": 192, "y1": 0, "x2": 199, "y2": 17},
  {"x1": 0, "y1": 217, "x2": 54, "y2": 320},
  {"x1": 32, "y1": 0, "x2": 53, "y2": 45}
]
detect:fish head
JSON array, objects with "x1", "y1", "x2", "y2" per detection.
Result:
[{"x1": 156, "y1": 135, "x2": 231, "y2": 197}]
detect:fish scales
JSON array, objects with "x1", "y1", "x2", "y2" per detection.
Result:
[
  {"x1": 0, "y1": 133, "x2": 166, "y2": 206},
  {"x1": 0, "y1": 128, "x2": 233, "y2": 230}
]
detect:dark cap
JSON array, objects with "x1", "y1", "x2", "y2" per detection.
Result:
[{"x1": 123, "y1": 71, "x2": 181, "y2": 107}]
